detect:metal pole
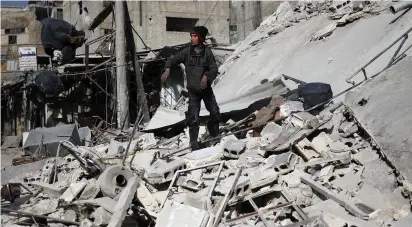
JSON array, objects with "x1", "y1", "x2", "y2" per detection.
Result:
[
  {"x1": 115, "y1": 0, "x2": 129, "y2": 130},
  {"x1": 124, "y1": 1, "x2": 151, "y2": 123}
]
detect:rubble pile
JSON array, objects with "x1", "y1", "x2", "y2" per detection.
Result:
[{"x1": 2, "y1": 88, "x2": 412, "y2": 227}]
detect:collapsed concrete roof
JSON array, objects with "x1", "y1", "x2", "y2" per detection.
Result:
[
  {"x1": 344, "y1": 56, "x2": 412, "y2": 182},
  {"x1": 146, "y1": 1, "x2": 412, "y2": 130}
]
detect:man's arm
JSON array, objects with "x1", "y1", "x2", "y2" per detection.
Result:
[
  {"x1": 204, "y1": 48, "x2": 218, "y2": 83},
  {"x1": 162, "y1": 48, "x2": 187, "y2": 84},
  {"x1": 164, "y1": 48, "x2": 187, "y2": 70}
]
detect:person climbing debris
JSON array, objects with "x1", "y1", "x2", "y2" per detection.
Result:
[
  {"x1": 161, "y1": 26, "x2": 220, "y2": 151},
  {"x1": 36, "y1": 8, "x2": 85, "y2": 65}
]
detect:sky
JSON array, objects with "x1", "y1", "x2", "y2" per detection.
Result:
[{"x1": 0, "y1": 1, "x2": 29, "y2": 7}]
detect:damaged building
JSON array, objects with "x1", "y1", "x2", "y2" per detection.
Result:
[{"x1": 2, "y1": 1, "x2": 412, "y2": 227}]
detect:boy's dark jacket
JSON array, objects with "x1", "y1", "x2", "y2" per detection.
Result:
[{"x1": 164, "y1": 45, "x2": 218, "y2": 92}]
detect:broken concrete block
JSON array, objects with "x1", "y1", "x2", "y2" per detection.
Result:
[
  {"x1": 183, "y1": 145, "x2": 223, "y2": 168},
  {"x1": 316, "y1": 165, "x2": 335, "y2": 183},
  {"x1": 295, "y1": 138, "x2": 320, "y2": 161},
  {"x1": 138, "y1": 133, "x2": 159, "y2": 149},
  {"x1": 181, "y1": 169, "x2": 204, "y2": 192},
  {"x1": 146, "y1": 159, "x2": 186, "y2": 184},
  {"x1": 279, "y1": 101, "x2": 304, "y2": 118},
  {"x1": 311, "y1": 22, "x2": 337, "y2": 41},
  {"x1": 107, "y1": 139, "x2": 139, "y2": 156},
  {"x1": 91, "y1": 207, "x2": 112, "y2": 226},
  {"x1": 30, "y1": 182, "x2": 68, "y2": 197},
  {"x1": 127, "y1": 150, "x2": 156, "y2": 172},
  {"x1": 79, "y1": 179, "x2": 100, "y2": 200},
  {"x1": 266, "y1": 152, "x2": 298, "y2": 174},
  {"x1": 336, "y1": 13, "x2": 350, "y2": 26},
  {"x1": 354, "y1": 147, "x2": 379, "y2": 164},
  {"x1": 339, "y1": 121, "x2": 359, "y2": 137},
  {"x1": 97, "y1": 165, "x2": 134, "y2": 198},
  {"x1": 279, "y1": 170, "x2": 309, "y2": 188},
  {"x1": 328, "y1": 140, "x2": 351, "y2": 153},
  {"x1": 62, "y1": 210, "x2": 77, "y2": 222},
  {"x1": 275, "y1": 1, "x2": 294, "y2": 23},
  {"x1": 261, "y1": 122, "x2": 282, "y2": 137},
  {"x1": 346, "y1": 11, "x2": 366, "y2": 23},
  {"x1": 59, "y1": 182, "x2": 87, "y2": 202},
  {"x1": 39, "y1": 159, "x2": 56, "y2": 184},
  {"x1": 155, "y1": 200, "x2": 209, "y2": 227},
  {"x1": 1, "y1": 136, "x2": 22, "y2": 149},
  {"x1": 136, "y1": 182, "x2": 160, "y2": 214},
  {"x1": 26, "y1": 199, "x2": 58, "y2": 215},
  {"x1": 222, "y1": 139, "x2": 246, "y2": 159},
  {"x1": 236, "y1": 151, "x2": 265, "y2": 169},
  {"x1": 107, "y1": 176, "x2": 140, "y2": 227},
  {"x1": 289, "y1": 112, "x2": 319, "y2": 129},
  {"x1": 332, "y1": 172, "x2": 362, "y2": 192},
  {"x1": 311, "y1": 132, "x2": 333, "y2": 153},
  {"x1": 23, "y1": 124, "x2": 81, "y2": 156}
]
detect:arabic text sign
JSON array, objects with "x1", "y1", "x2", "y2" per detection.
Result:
[{"x1": 18, "y1": 47, "x2": 37, "y2": 71}]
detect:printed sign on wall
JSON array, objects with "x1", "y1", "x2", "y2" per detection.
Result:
[{"x1": 18, "y1": 47, "x2": 37, "y2": 71}]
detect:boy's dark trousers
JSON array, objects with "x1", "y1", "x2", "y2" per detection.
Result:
[{"x1": 186, "y1": 87, "x2": 221, "y2": 150}]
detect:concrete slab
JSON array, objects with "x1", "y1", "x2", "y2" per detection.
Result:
[
  {"x1": 59, "y1": 182, "x2": 87, "y2": 202},
  {"x1": 331, "y1": 172, "x2": 362, "y2": 192},
  {"x1": 107, "y1": 176, "x2": 140, "y2": 227},
  {"x1": 343, "y1": 57, "x2": 412, "y2": 182},
  {"x1": 1, "y1": 136, "x2": 22, "y2": 149},
  {"x1": 303, "y1": 200, "x2": 378, "y2": 227},
  {"x1": 155, "y1": 200, "x2": 209, "y2": 227},
  {"x1": 23, "y1": 124, "x2": 81, "y2": 156},
  {"x1": 78, "y1": 180, "x2": 100, "y2": 200},
  {"x1": 355, "y1": 184, "x2": 391, "y2": 210}
]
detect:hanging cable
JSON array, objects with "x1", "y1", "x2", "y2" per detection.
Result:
[{"x1": 203, "y1": 0, "x2": 219, "y2": 26}]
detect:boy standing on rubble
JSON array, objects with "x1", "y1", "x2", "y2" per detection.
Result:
[{"x1": 161, "y1": 26, "x2": 221, "y2": 151}]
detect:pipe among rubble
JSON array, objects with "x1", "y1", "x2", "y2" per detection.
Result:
[{"x1": 390, "y1": 2, "x2": 412, "y2": 14}]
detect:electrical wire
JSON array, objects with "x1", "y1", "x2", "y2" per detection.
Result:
[{"x1": 203, "y1": 0, "x2": 219, "y2": 26}]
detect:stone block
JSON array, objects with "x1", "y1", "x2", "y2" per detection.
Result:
[
  {"x1": 155, "y1": 200, "x2": 209, "y2": 227},
  {"x1": 222, "y1": 138, "x2": 246, "y2": 159},
  {"x1": 59, "y1": 182, "x2": 87, "y2": 202},
  {"x1": 146, "y1": 159, "x2": 187, "y2": 184}
]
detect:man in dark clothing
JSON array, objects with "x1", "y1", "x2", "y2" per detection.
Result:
[
  {"x1": 162, "y1": 26, "x2": 220, "y2": 151},
  {"x1": 36, "y1": 8, "x2": 85, "y2": 65}
]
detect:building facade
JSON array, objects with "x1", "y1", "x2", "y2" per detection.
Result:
[
  {"x1": 63, "y1": 1, "x2": 230, "y2": 54},
  {"x1": 1, "y1": 1, "x2": 64, "y2": 75},
  {"x1": 229, "y1": 1, "x2": 282, "y2": 43}
]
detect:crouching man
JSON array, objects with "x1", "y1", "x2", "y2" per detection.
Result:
[{"x1": 161, "y1": 26, "x2": 221, "y2": 151}]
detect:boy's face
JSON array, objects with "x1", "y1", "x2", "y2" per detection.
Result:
[{"x1": 191, "y1": 34, "x2": 199, "y2": 45}]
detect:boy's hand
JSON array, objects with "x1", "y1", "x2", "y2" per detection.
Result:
[
  {"x1": 161, "y1": 69, "x2": 170, "y2": 84},
  {"x1": 201, "y1": 75, "x2": 208, "y2": 89}
]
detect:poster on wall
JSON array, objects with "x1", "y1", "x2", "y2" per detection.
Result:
[{"x1": 18, "y1": 47, "x2": 37, "y2": 71}]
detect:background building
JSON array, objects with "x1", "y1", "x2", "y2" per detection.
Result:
[
  {"x1": 1, "y1": 1, "x2": 63, "y2": 75},
  {"x1": 229, "y1": 1, "x2": 282, "y2": 43},
  {"x1": 63, "y1": 1, "x2": 230, "y2": 54}
]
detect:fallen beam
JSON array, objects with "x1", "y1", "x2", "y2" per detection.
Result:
[
  {"x1": 107, "y1": 176, "x2": 140, "y2": 227},
  {"x1": 296, "y1": 154, "x2": 351, "y2": 168},
  {"x1": 300, "y1": 176, "x2": 369, "y2": 219}
]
